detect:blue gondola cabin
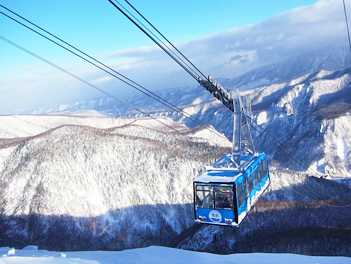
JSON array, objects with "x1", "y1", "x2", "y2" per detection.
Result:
[{"x1": 194, "y1": 152, "x2": 270, "y2": 227}]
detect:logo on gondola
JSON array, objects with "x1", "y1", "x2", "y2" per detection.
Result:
[{"x1": 209, "y1": 210, "x2": 222, "y2": 222}]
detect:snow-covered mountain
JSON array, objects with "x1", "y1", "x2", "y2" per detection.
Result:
[
  {"x1": 171, "y1": 68, "x2": 351, "y2": 255},
  {"x1": 250, "y1": 68, "x2": 351, "y2": 178},
  {"x1": 219, "y1": 47, "x2": 351, "y2": 91},
  {"x1": 158, "y1": 68, "x2": 351, "y2": 179},
  {"x1": 0, "y1": 115, "x2": 231, "y2": 250},
  {"x1": 25, "y1": 83, "x2": 214, "y2": 118}
]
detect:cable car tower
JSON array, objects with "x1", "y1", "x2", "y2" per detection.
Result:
[{"x1": 198, "y1": 76, "x2": 256, "y2": 170}]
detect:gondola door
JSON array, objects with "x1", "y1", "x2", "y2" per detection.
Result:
[
  {"x1": 236, "y1": 177, "x2": 251, "y2": 224},
  {"x1": 243, "y1": 178, "x2": 251, "y2": 212}
]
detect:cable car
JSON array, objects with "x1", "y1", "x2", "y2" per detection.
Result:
[
  {"x1": 193, "y1": 86, "x2": 270, "y2": 226},
  {"x1": 194, "y1": 152, "x2": 270, "y2": 226}
]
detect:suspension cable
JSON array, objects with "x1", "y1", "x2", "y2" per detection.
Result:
[
  {"x1": 247, "y1": 114, "x2": 351, "y2": 208},
  {"x1": 343, "y1": 0, "x2": 351, "y2": 59},
  {"x1": 123, "y1": 0, "x2": 207, "y2": 80},
  {"x1": 0, "y1": 5, "x2": 231, "y2": 141},
  {"x1": 0, "y1": 6, "x2": 230, "y2": 141},
  {"x1": 105, "y1": 1, "x2": 351, "y2": 207},
  {"x1": 112, "y1": 0, "x2": 201, "y2": 80},
  {"x1": 0, "y1": 3, "x2": 194, "y2": 114},
  {"x1": 107, "y1": 0, "x2": 199, "y2": 80},
  {"x1": 0, "y1": 35, "x2": 181, "y2": 133},
  {"x1": 0, "y1": 9, "x2": 181, "y2": 114},
  {"x1": 247, "y1": 115, "x2": 322, "y2": 177}
]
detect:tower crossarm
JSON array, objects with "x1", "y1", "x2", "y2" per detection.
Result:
[{"x1": 198, "y1": 76, "x2": 234, "y2": 113}]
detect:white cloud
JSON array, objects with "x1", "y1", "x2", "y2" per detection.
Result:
[{"x1": 90, "y1": 76, "x2": 113, "y2": 85}]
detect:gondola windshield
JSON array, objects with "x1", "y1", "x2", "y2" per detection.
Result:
[{"x1": 196, "y1": 185, "x2": 234, "y2": 210}]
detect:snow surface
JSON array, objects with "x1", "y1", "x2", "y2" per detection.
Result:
[{"x1": 0, "y1": 246, "x2": 350, "y2": 264}]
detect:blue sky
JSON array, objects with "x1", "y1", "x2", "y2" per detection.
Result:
[
  {"x1": 0, "y1": 0, "x2": 347, "y2": 113},
  {"x1": 1, "y1": 0, "x2": 320, "y2": 53}
]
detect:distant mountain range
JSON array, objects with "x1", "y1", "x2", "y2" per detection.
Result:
[
  {"x1": 0, "y1": 116, "x2": 231, "y2": 250},
  {"x1": 219, "y1": 46, "x2": 351, "y2": 91},
  {"x1": 28, "y1": 46, "x2": 351, "y2": 116}
]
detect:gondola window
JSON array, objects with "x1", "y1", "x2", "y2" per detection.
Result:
[
  {"x1": 215, "y1": 186, "x2": 233, "y2": 210},
  {"x1": 244, "y1": 178, "x2": 249, "y2": 198},
  {"x1": 196, "y1": 185, "x2": 213, "y2": 208},
  {"x1": 237, "y1": 183, "x2": 244, "y2": 206},
  {"x1": 254, "y1": 170, "x2": 259, "y2": 186},
  {"x1": 260, "y1": 159, "x2": 267, "y2": 177},
  {"x1": 249, "y1": 174, "x2": 254, "y2": 192}
]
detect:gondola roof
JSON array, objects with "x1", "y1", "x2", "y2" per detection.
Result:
[{"x1": 194, "y1": 152, "x2": 266, "y2": 183}]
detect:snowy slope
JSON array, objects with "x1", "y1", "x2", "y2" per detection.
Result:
[
  {"x1": 1, "y1": 246, "x2": 350, "y2": 264},
  {"x1": 249, "y1": 68, "x2": 351, "y2": 178},
  {"x1": 145, "y1": 68, "x2": 351, "y2": 179},
  {"x1": 0, "y1": 115, "x2": 231, "y2": 250}
]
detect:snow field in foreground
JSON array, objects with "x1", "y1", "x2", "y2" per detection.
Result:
[{"x1": 0, "y1": 246, "x2": 350, "y2": 264}]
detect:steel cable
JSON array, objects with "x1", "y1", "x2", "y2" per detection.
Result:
[
  {"x1": 0, "y1": 35, "x2": 181, "y2": 133},
  {"x1": 108, "y1": 0, "x2": 198, "y2": 80},
  {"x1": 0, "y1": 6, "x2": 229, "y2": 141},
  {"x1": 112, "y1": 0, "x2": 201, "y2": 80},
  {"x1": 123, "y1": 0, "x2": 207, "y2": 80}
]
